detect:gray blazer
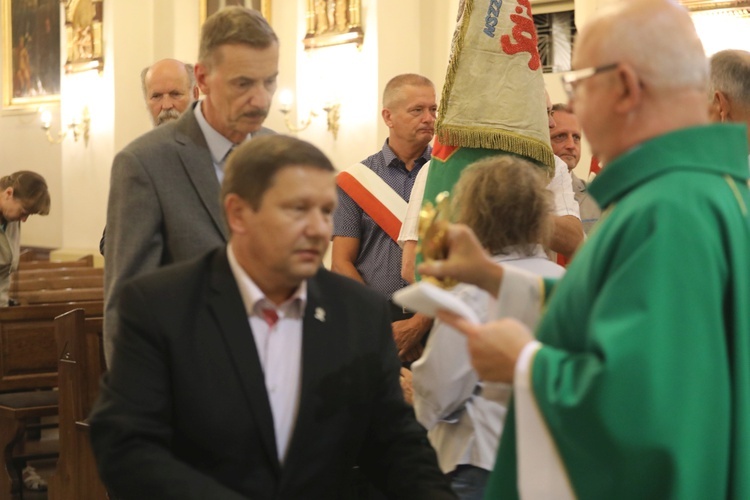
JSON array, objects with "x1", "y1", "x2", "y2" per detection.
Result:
[{"x1": 103, "y1": 102, "x2": 272, "y2": 361}]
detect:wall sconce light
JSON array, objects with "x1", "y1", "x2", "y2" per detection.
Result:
[
  {"x1": 322, "y1": 101, "x2": 340, "y2": 141},
  {"x1": 278, "y1": 90, "x2": 340, "y2": 140},
  {"x1": 39, "y1": 106, "x2": 91, "y2": 146}
]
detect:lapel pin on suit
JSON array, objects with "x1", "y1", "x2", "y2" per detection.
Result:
[{"x1": 314, "y1": 307, "x2": 326, "y2": 322}]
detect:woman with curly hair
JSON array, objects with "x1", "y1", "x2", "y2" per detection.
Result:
[{"x1": 410, "y1": 155, "x2": 563, "y2": 499}]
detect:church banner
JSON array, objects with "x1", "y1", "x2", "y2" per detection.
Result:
[{"x1": 423, "y1": 0, "x2": 554, "y2": 208}]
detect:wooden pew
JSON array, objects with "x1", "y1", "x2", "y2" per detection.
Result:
[
  {"x1": 0, "y1": 302, "x2": 103, "y2": 499},
  {"x1": 17, "y1": 255, "x2": 94, "y2": 271},
  {"x1": 10, "y1": 268, "x2": 104, "y2": 306},
  {"x1": 13, "y1": 275, "x2": 103, "y2": 292},
  {"x1": 17, "y1": 251, "x2": 34, "y2": 263},
  {"x1": 0, "y1": 302, "x2": 102, "y2": 391},
  {"x1": 18, "y1": 248, "x2": 52, "y2": 263},
  {"x1": 13, "y1": 288, "x2": 104, "y2": 306},
  {"x1": 12, "y1": 267, "x2": 103, "y2": 282},
  {"x1": 48, "y1": 309, "x2": 108, "y2": 500}
]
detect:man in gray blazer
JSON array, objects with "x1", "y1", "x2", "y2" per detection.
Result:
[{"x1": 103, "y1": 6, "x2": 277, "y2": 362}]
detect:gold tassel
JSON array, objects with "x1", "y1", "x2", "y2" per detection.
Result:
[{"x1": 438, "y1": 125, "x2": 555, "y2": 176}]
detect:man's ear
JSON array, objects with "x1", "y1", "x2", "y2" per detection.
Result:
[
  {"x1": 224, "y1": 194, "x2": 250, "y2": 234},
  {"x1": 613, "y1": 64, "x2": 641, "y2": 114},
  {"x1": 194, "y1": 63, "x2": 210, "y2": 96},
  {"x1": 714, "y1": 91, "x2": 732, "y2": 122},
  {"x1": 382, "y1": 108, "x2": 393, "y2": 128}
]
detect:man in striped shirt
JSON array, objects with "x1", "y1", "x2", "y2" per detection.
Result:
[{"x1": 332, "y1": 73, "x2": 436, "y2": 363}]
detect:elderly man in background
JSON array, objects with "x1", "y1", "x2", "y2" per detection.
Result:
[
  {"x1": 420, "y1": 0, "x2": 750, "y2": 498},
  {"x1": 99, "y1": 58, "x2": 199, "y2": 255},
  {"x1": 550, "y1": 103, "x2": 600, "y2": 233},
  {"x1": 709, "y1": 49, "x2": 750, "y2": 163},
  {"x1": 103, "y1": 6, "x2": 277, "y2": 363},
  {"x1": 142, "y1": 58, "x2": 200, "y2": 126}
]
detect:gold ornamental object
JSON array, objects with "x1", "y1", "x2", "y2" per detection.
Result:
[{"x1": 417, "y1": 191, "x2": 457, "y2": 289}]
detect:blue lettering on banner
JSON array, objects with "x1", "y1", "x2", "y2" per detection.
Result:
[{"x1": 484, "y1": 0, "x2": 504, "y2": 38}]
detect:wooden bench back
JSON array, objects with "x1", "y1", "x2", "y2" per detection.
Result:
[
  {"x1": 13, "y1": 288, "x2": 104, "y2": 306},
  {"x1": 56, "y1": 311, "x2": 104, "y2": 422},
  {"x1": 49, "y1": 309, "x2": 108, "y2": 500},
  {"x1": 0, "y1": 302, "x2": 103, "y2": 392},
  {"x1": 12, "y1": 267, "x2": 103, "y2": 281},
  {"x1": 12, "y1": 275, "x2": 103, "y2": 292},
  {"x1": 17, "y1": 255, "x2": 94, "y2": 271}
]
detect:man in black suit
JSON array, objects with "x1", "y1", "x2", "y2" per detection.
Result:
[{"x1": 89, "y1": 135, "x2": 456, "y2": 500}]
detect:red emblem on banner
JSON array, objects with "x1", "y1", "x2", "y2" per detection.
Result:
[
  {"x1": 500, "y1": 0, "x2": 541, "y2": 71},
  {"x1": 432, "y1": 138, "x2": 459, "y2": 162}
]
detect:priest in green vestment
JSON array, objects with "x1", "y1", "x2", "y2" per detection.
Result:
[{"x1": 418, "y1": 1, "x2": 750, "y2": 498}]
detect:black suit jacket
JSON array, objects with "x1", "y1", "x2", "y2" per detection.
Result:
[{"x1": 90, "y1": 248, "x2": 455, "y2": 499}]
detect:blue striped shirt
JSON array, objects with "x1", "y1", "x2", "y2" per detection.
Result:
[{"x1": 334, "y1": 140, "x2": 431, "y2": 298}]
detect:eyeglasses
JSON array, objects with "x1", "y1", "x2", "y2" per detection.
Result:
[{"x1": 561, "y1": 63, "x2": 619, "y2": 101}]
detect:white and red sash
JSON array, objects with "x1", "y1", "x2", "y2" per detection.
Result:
[{"x1": 336, "y1": 163, "x2": 407, "y2": 242}]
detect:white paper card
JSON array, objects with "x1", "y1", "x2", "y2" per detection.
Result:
[{"x1": 392, "y1": 282, "x2": 480, "y2": 323}]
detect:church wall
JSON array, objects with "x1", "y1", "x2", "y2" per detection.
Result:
[
  {"x1": 0, "y1": 106, "x2": 63, "y2": 248},
  {"x1": 6, "y1": 0, "x2": 748, "y2": 260},
  {"x1": 267, "y1": 0, "x2": 458, "y2": 171},
  {"x1": 55, "y1": 0, "x2": 202, "y2": 262},
  {"x1": 0, "y1": 4, "x2": 64, "y2": 249}
]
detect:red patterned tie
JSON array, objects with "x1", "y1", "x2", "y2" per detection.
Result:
[{"x1": 261, "y1": 308, "x2": 279, "y2": 328}]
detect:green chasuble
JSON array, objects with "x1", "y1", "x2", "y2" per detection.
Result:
[{"x1": 486, "y1": 124, "x2": 750, "y2": 499}]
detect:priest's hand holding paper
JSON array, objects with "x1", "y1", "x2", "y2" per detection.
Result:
[
  {"x1": 437, "y1": 311, "x2": 533, "y2": 383},
  {"x1": 417, "y1": 223, "x2": 504, "y2": 296}
]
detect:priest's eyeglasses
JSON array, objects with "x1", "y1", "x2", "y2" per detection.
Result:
[{"x1": 561, "y1": 63, "x2": 619, "y2": 101}]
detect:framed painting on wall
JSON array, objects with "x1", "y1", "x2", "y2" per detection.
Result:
[
  {"x1": 1, "y1": 0, "x2": 61, "y2": 111},
  {"x1": 62, "y1": 0, "x2": 104, "y2": 73},
  {"x1": 200, "y1": 0, "x2": 272, "y2": 25}
]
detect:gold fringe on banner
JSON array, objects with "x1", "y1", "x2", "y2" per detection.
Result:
[
  {"x1": 436, "y1": 0, "x2": 473, "y2": 140},
  {"x1": 438, "y1": 125, "x2": 555, "y2": 177}
]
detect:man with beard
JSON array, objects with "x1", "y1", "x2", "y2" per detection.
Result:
[
  {"x1": 103, "y1": 6, "x2": 276, "y2": 362},
  {"x1": 99, "y1": 58, "x2": 199, "y2": 255},
  {"x1": 141, "y1": 58, "x2": 199, "y2": 127}
]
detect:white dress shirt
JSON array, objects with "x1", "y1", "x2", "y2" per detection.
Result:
[
  {"x1": 194, "y1": 101, "x2": 237, "y2": 183},
  {"x1": 227, "y1": 244, "x2": 305, "y2": 463}
]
